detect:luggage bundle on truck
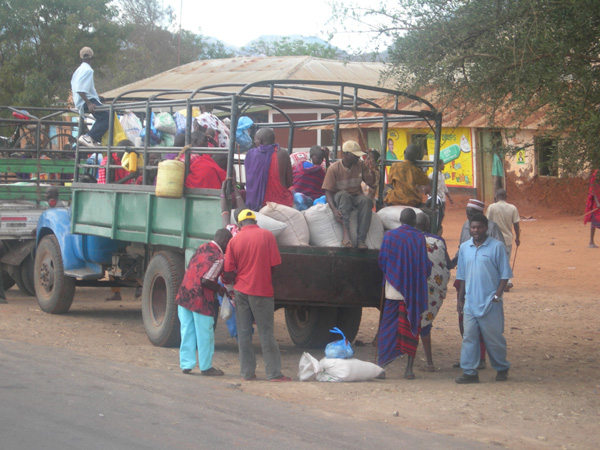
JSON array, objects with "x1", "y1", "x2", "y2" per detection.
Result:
[
  {"x1": 0, "y1": 106, "x2": 78, "y2": 295},
  {"x1": 32, "y1": 81, "x2": 443, "y2": 348}
]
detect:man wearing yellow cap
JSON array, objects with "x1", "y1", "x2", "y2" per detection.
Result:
[
  {"x1": 322, "y1": 140, "x2": 376, "y2": 249},
  {"x1": 223, "y1": 209, "x2": 292, "y2": 381},
  {"x1": 71, "y1": 46, "x2": 109, "y2": 147}
]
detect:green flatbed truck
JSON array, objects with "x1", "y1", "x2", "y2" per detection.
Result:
[{"x1": 33, "y1": 81, "x2": 443, "y2": 348}]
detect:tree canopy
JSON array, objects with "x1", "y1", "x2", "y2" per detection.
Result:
[
  {"x1": 336, "y1": 0, "x2": 600, "y2": 171},
  {"x1": 241, "y1": 37, "x2": 339, "y2": 59}
]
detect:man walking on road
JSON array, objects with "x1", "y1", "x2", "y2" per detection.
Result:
[
  {"x1": 455, "y1": 213, "x2": 512, "y2": 384},
  {"x1": 224, "y1": 209, "x2": 292, "y2": 382},
  {"x1": 71, "y1": 47, "x2": 109, "y2": 147},
  {"x1": 486, "y1": 189, "x2": 520, "y2": 291}
]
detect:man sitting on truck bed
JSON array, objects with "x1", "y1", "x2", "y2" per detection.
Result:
[
  {"x1": 244, "y1": 128, "x2": 293, "y2": 210},
  {"x1": 322, "y1": 140, "x2": 376, "y2": 250}
]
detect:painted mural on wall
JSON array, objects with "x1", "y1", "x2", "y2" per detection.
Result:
[{"x1": 386, "y1": 127, "x2": 475, "y2": 188}]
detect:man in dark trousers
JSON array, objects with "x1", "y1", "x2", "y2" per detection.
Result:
[
  {"x1": 224, "y1": 209, "x2": 291, "y2": 382},
  {"x1": 455, "y1": 213, "x2": 512, "y2": 384},
  {"x1": 71, "y1": 47, "x2": 109, "y2": 147}
]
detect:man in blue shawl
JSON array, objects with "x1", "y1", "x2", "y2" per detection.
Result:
[{"x1": 378, "y1": 208, "x2": 432, "y2": 379}]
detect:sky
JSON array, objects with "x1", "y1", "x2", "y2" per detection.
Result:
[{"x1": 164, "y1": 0, "x2": 392, "y2": 52}]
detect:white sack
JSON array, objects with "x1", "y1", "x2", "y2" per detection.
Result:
[
  {"x1": 349, "y1": 210, "x2": 385, "y2": 249},
  {"x1": 303, "y1": 203, "x2": 343, "y2": 247},
  {"x1": 298, "y1": 352, "x2": 384, "y2": 382},
  {"x1": 231, "y1": 211, "x2": 288, "y2": 238},
  {"x1": 259, "y1": 202, "x2": 309, "y2": 246},
  {"x1": 377, "y1": 205, "x2": 426, "y2": 230}
]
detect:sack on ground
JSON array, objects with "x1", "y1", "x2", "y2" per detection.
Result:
[
  {"x1": 230, "y1": 210, "x2": 288, "y2": 237},
  {"x1": 349, "y1": 209, "x2": 385, "y2": 249},
  {"x1": 377, "y1": 205, "x2": 426, "y2": 230},
  {"x1": 298, "y1": 352, "x2": 384, "y2": 382},
  {"x1": 324, "y1": 327, "x2": 354, "y2": 359},
  {"x1": 259, "y1": 202, "x2": 309, "y2": 246},
  {"x1": 303, "y1": 203, "x2": 343, "y2": 247}
]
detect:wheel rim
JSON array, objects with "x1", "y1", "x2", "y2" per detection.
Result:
[
  {"x1": 150, "y1": 275, "x2": 167, "y2": 325},
  {"x1": 39, "y1": 253, "x2": 55, "y2": 295},
  {"x1": 291, "y1": 306, "x2": 310, "y2": 327}
]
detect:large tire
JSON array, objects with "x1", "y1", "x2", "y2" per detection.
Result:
[
  {"x1": 34, "y1": 235, "x2": 75, "y2": 314},
  {"x1": 142, "y1": 251, "x2": 184, "y2": 347},
  {"x1": 13, "y1": 254, "x2": 35, "y2": 296},
  {"x1": 1, "y1": 270, "x2": 15, "y2": 290},
  {"x1": 284, "y1": 305, "x2": 338, "y2": 348},
  {"x1": 335, "y1": 307, "x2": 363, "y2": 343}
]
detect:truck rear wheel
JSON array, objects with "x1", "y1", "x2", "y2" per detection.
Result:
[
  {"x1": 13, "y1": 254, "x2": 35, "y2": 296},
  {"x1": 142, "y1": 251, "x2": 184, "y2": 347},
  {"x1": 1, "y1": 270, "x2": 15, "y2": 290},
  {"x1": 335, "y1": 307, "x2": 362, "y2": 343},
  {"x1": 284, "y1": 305, "x2": 338, "y2": 348},
  {"x1": 35, "y1": 235, "x2": 75, "y2": 313}
]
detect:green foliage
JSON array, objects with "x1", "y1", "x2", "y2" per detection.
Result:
[
  {"x1": 242, "y1": 37, "x2": 339, "y2": 59},
  {"x1": 0, "y1": 0, "x2": 123, "y2": 106},
  {"x1": 336, "y1": 0, "x2": 600, "y2": 171}
]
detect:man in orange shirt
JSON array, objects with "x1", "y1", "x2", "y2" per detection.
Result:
[{"x1": 223, "y1": 209, "x2": 292, "y2": 382}]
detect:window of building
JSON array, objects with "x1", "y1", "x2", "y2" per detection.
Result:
[{"x1": 536, "y1": 138, "x2": 558, "y2": 177}]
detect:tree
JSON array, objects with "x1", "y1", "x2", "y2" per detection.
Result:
[
  {"x1": 0, "y1": 0, "x2": 123, "y2": 106},
  {"x1": 107, "y1": 0, "x2": 233, "y2": 89},
  {"x1": 242, "y1": 37, "x2": 340, "y2": 59},
  {"x1": 334, "y1": 0, "x2": 600, "y2": 171}
]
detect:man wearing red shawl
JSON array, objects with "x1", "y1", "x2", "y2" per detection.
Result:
[
  {"x1": 244, "y1": 128, "x2": 293, "y2": 210},
  {"x1": 185, "y1": 154, "x2": 226, "y2": 189},
  {"x1": 176, "y1": 229, "x2": 232, "y2": 376},
  {"x1": 377, "y1": 208, "x2": 432, "y2": 379},
  {"x1": 584, "y1": 169, "x2": 600, "y2": 248}
]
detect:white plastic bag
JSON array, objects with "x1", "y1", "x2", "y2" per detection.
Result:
[
  {"x1": 377, "y1": 205, "x2": 426, "y2": 230},
  {"x1": 220, "y1": 295, "x2": 233, "y2": 321},
  {"x1": 120, "y1": 112, "x2": 143, "y2": 142}
]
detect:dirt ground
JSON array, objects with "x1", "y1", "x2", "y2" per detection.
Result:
[{"x1": 1, "y1": 191, "x2": 598, "y2": 450}]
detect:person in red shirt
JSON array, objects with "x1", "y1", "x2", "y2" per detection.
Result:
[
  {"x1": 223, "y1": 209, "x2": 292, "y2": 382},
  {"x1": 176, "y1": 229, "x2": 232, "y2": 376}
]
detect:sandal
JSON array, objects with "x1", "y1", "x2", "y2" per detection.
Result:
[
  {"x1": 357, "y1": 242, "x2": 368, "y2": 250},
  {"x1": 342, "y1": 240, "x2": 354, "y2": 248}
]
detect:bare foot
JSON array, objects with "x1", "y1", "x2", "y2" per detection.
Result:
[
  {"x1": 404, "y1": 371, "x2": 415, "y2": 380},
  {"x1": 589, "y1": 243, "x2": 598, "y2": 248},
  {"x1": 105, "y1": 292, "x2": 122, "y2": 301},
  {"x1": 419, "y1": 364, "x2": 435, "y2": 372}
]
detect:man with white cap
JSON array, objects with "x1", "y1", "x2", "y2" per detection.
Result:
[
  {"x1": 322, "y1": 140, "x2": 377, "y2": 249},
  {"x1": 71, "y1": 46, "x2": 109, "y2": 147}
]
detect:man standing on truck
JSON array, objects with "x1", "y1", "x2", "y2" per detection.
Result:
[
  {"x1": 322, "y1": 140, "x2": 376, "y2": 249},
  {"x1": 176, "y1": 229, "x2": 232, "y2": 376},
  {"x1": 71, "y1": 47, "x2": 109, "y2": 147},
  {"x1": 377, "y1": 208, "x2": 432, "y2": 379},
  {"x1": 223, "y1": 209, "x2": 292, "y2": 382}
]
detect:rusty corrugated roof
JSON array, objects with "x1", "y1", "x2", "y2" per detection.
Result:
[
  {"x1": 334, "y1": 89, "x2": 549, "y2": 130},
  {"x1": 102, "y1": 56, "x2": 393, "y2": 101}
]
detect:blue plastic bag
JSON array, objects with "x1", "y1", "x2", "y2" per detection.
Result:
[
  {"x1": 325, "y1": 327, "x2": 354, "y2": 359},
  {"x1": 236, "y1": 116, "x2": 254, "y2": 152}
]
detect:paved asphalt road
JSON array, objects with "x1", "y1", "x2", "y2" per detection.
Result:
[{"x1": 0, "y1": 339, "x2": 492, "y2": 450}]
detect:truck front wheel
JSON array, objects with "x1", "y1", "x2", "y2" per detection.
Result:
[
  {"x1": 35, "y1": 235, "x2": 75, "y2": 314},
  {"x1": 142, "y1": 251, "x2": 184, "y2": 347},
  {"x1": 284, "y1": 305, "x2": 338, "y2": 348}
]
